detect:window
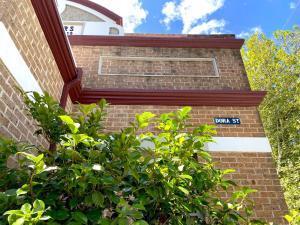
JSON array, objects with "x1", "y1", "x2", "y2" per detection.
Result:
[{"x1": 109, "y1": 27, "x2": 119, "y2": 35}]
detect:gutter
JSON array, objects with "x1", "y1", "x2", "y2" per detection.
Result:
[{"x1": 60, "y1": 68, "x2": 83, "y2": 108}]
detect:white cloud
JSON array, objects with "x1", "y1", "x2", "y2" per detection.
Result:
[
  {"x1": 162, "y1": 1, "x2": 177, "y2": 30},
  {"x1": 237, "y1": 26, "x2": 263, "y2": 38},
  {"x1": 290, "y1": 1, "x2": 296, "y2": 9},
  {"x1": 91, "y1": 0, "x2": 148, "y2": 32},
  {"x1": 161, "y1": 0, "x2": 225, "y2": 34},
  {"x1": 188, "y1": 19, "x2": 226, "y2": 34}
]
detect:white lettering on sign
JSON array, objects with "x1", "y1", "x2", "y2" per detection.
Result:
[{"x1": 214, "y1": 118, "x2": 241, "y2": 125}]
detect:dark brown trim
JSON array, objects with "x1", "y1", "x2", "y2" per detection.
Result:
[
  {"x1": 79, "y1": 89, "x2": 266, "y2": 106},
  {"x1": 68, "y1": 0, "x2": 123, "y2": 26},
  {"x1": 60, "y1": 68, "x2": 83, "y2": 108},
  {"x1": 31, "y1": 0, "x2": 81, "y2": 105},
  {"x1": 68, "y1": 35, "x2": 244, "y2": 49}
]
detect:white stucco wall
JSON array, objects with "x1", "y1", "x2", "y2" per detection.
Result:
[{"x1": 59, "y1": 1, "x2": 124, "y2": 36}]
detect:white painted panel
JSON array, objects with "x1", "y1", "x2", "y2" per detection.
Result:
[
  {"x1": 0, "y1": 22, "x2": 43, "y2": 95},
  {"x1": 62, "y1": 1, "x2": 124, "y2": 36},
  {"x1": 207, "y1": 137, "x2": 272, "y2": 152},
  {"x1": 141, "y1": 137, "x2": 272, "y2": 153},
  {"x1": 83, "y1": 22, "x2": 123, "y2": 35}
]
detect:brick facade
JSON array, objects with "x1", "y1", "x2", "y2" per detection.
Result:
[
  {"x1": 0, "y1": 60, "x2": 47, "y2": 146},
  {"x1": 100, "y1": 57, "x2": 217, "y2": 77},
  {"x1": 212, "y1": 152, "x2": 288, "y2": 224},
  {"x1": 71, "y1": 104, "x2": 289, "y2": 223},
  {"x1": 70, "y1": 43, "x2": 289, "y2": 223},
  {"x1": 71, "y1": 46, "x2": 250, "y2": 90},
  {"x1": 0, "y1": 0, "x2": 71, "y2": 146},
  {"x1": 0, "y1": 0, "x2": 289, "y2": 223},
  {"x1": 98, "y1": 105, "x2": 265, "y2": 137}
]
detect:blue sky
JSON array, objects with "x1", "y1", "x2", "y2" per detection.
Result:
[{"x1": 93, "y1": 0, "x2": 300, "y2": 38}]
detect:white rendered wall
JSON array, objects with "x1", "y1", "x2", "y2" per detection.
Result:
[
  {"x1": 61, "y1": 1, "x2": 124, "y2": 36},
  {"x1": 206, "y1": 137, "x2": 272, "y2": 152},
  {"x1": 141, "y1": 137, "x2": 272, "y2": 153},
  {"x1": 0, "y1": 22, "x2": 43, "y2": 94}
]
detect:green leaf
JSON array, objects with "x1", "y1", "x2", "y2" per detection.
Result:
[
  {"x1": 117, "y1": 218, "x2": 129, "y2": 225},
  {"x1": 16, "y1": 184, "x2": 29, "y2": 196},
  {"x1": 4, "y1": 210, "x2": 24, "y2": 216},
  {"x1": 132, "y1": 203, "x2": 146, "y2": 211},
  {"x1": 86, "y1": 209, "x2": 101, "y2": 222},
  {"x1": 178, "y1": 186, "x2": 189, "y2": 195},
  {"x1": 284, "y1": 214, "x2": 293, "y2": 223},
  {"x1": 129, "y1": 211, "x2": 144, "y2": 219},
  {"x1": 11, "y1": 218, "x2": 25, "y2": 225},
  {"x1": 5, "y1": 189, "x2": 17, "y2": 196},
  {"x1": 35, "y1": 160, "x2": 45, "y2": 174},
  {"x1": 71, "y1": 211, "x2": 88, "y2": 224},
  {"x1": 179, "y1": 174, "x2": 193, "y2": 180},
  {"x1": 45, "y1": 222, "x2": 60, "y2": 225},
  {"x1": 33, "y1": 199, "x2": 45, "y2": 212},
  {"x1": 97, "y1": 218, "x2": 111, "y2": 225},
  {"x1": 79, "y1": 103, "x2": 97, "y2": 115},
  {"x1": 20, "y1": 203, "x2": 31, "y2": 214},
  {"x1": 67, "y1": 222, "x2": 82, "y2": 225},
  {"x1": 223, "y1": 169, "x2": 236, "y2": 175},
  {"x1": 198, "y1": 151, "x2": 212, "y2": 162},
  {"x1": 132, "y1": 220, "x2": 149, "y2": 225},
  {"x1": 66, "y1": 149, "x2": 84, "y2": 162},
  {"x1": 17, "y1": 152, "x2": 43, "y2": 164},
  {"x1": 49, "y1": 209, "x2": 69, "y2": 220},
  {"x1": 177, "y1": 107, "x2": 192, "y2": 120},
  {"x1": 59, "y1": 115, "x2": 80, "y2": 133},
  {"x1": 136, "y1": 112, "x2": 156, "y2": 128},
  {"x1": 92, "y1": 192, "x2": 104, "y2": 207}
]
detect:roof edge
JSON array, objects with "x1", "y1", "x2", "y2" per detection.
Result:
[{"x1": 69, "y1": 35, "x2": 244, "y2": 49}]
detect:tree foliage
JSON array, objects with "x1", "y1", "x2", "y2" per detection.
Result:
[
  {"x1": 241, "y1": 28, "x2": 300, "y2": 210},
  {"x1": 0, "y1": 92, "x2": 270, "y2": 225}
]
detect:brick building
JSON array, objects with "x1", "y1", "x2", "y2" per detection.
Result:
[{"x1": 0, "y1": 0, "x2": 288, "y2": 223}]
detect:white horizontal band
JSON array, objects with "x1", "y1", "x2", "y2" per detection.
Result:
[
  {"x1": 141, "y1": 137, "x2": 272, "y2": 153},
  {"x1": 206, "y1": 137, "x2": 272, "y2": 152},
  {"x1": 0, "y1": 22, "x2": 43, "y2": 94}
]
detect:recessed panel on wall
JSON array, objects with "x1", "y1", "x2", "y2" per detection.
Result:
[{"x1": 98, "y1": 56, "x2": 219, "y2": 77}]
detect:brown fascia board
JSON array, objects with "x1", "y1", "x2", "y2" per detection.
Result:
[
  {"x1": 68, "y1": 35, "x2": 245, "y2": 49},
  {"x1": 31, "y1": 0, "x2": 82, "y2": 104},
  {"x1": 30, "y1": 0, "x2": 265, "y2": 107},
  {"x1": 79, "y1": 89, "x2": 266, "y2": 106},
  {"x1": 68, "y1": 0, "x2": 123, "y2": 26}
]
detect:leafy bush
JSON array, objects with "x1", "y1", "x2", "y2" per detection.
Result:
[
  {"x1": 284, "y1": 210, "x2": 300, "y2": 225},
  {"x1": 0, "y1": 92, "x2": 284, "y2": 224},
  {"x1": 241, "y1": 29, "x2": 300, "y2": 210}
]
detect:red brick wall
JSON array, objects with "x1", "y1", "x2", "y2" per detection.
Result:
[
  {"x1": 0, "y1": 60, "x2": 47, "y2": 146},
  {"x1": 0, "y1": 0, "x2": 71, "y2": 146},
  {"x1": 71, "y1": 104, "x2": 289, "y2": 223},
  {"x1": 212, "y1": 152, "x2": 288, "y2": 224},
  {"x1": 97, "y1": 105, "x2": 265, "y2": 137},
  {"x1": 71, "y1": 46, "x2": 250, "y2": 90}
]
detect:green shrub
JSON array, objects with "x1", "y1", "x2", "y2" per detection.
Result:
[{"x1": 0, "y1": 92, "x2": 278, "y2": 224}]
